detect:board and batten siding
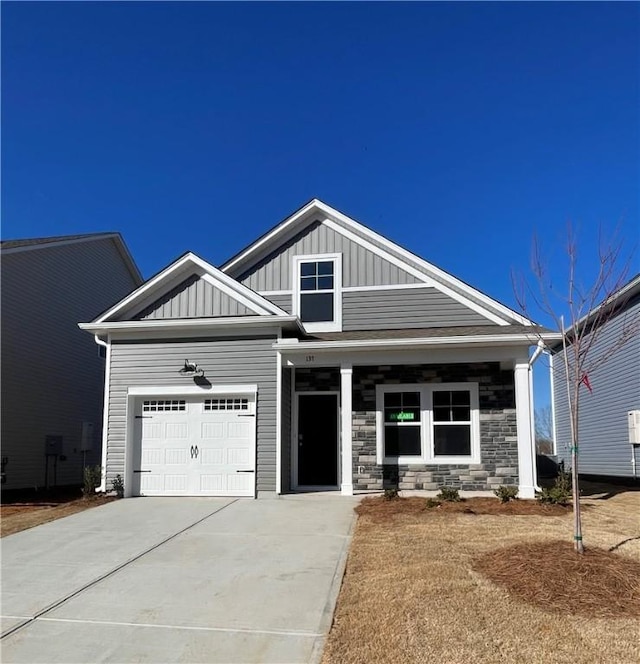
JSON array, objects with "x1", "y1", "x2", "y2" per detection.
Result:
[
  {"x1": 262, "y1": 288, "x2": 496, "y2": 328},
  {"x1": 238, "y1": 221, "x2": 420, "y2": 291},
  {"x1": 106, "y1": 337, "x2": 278, "y2": 493},
  {"x1": 134, "y1": 274, "x2": 256, "y2": 320},
  {"x1": 1, "y1": 238, "x2": 140, "y2": 490},
  {"x1": 281, "y1": 368, "x2": 292, "y2": 493},
  {"x1": 553, "y1": 298, "x2": 640, "y2": 478},
  {"x1": 342, "y1": 287, "x2": 495, "y2": 330}
]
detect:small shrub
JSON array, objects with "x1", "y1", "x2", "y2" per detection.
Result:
[
  {"x1": 111, "y1": 474, "x2": 124, "y2": 498},
  {"x1": 436, "y1": 487, "x2": 461, "y2": 502},
  {"x1": 383, "y1": 488, "x2": 399, "y2": 500},
  {"x1": 82, "y1": 465, "x2": 102, "y2": 497},
  {"x1": 537, "y1": 470, "x2": 572, "y2": 505},
  {"x1": 494, "y1": 485, "x2": 519, "y2": 503},
  {"x1": 425, "y1": 497, "x2": 441, "y2": 509}
]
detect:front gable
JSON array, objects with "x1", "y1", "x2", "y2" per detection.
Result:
[
  {"x1": 94, "y1": 252, "x2": 288, "y2": 324},
  {"x1": 222, "y1": 200, "x2": 533, "y2": 330}
]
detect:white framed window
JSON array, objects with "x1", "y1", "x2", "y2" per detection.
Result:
[
  {"x1": 292, "y1": 253, "x2": 342, "y2": 333},
  {"x1": 375, "y1": 383, "x2": 480, "y2": 465}
]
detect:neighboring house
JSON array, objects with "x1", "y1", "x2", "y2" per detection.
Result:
[
  {"x1": 79, "y1": 200, "x2": 559, "y2": 499},
  {"x1": 1, "y1": 233, "x2": 142, "y2": 490},
  {"x1": 551, "y1": 274, "x2": 640, "y2": 480}
]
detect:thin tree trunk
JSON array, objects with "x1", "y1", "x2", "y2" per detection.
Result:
[{"x1": 571, "y1": 396, "x2": 584, "y2": 554}]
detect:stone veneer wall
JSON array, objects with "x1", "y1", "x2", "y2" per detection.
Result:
[{"x1": 352, "y1": 363, "x2": 519, "y2": 491}]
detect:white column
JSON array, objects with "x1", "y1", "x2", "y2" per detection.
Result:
[
  {"x1": 340, "y1": 363, "x2": 354, "y2": 496},
  {"x1": 514, "y1": 361, "x2": 538, "y2": 499}
]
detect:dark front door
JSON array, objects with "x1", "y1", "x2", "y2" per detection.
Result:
[{"x1": 297, "y1": 394, "x2": 339, "y2": 487}]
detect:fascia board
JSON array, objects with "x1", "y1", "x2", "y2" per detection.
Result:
[
  {"x1": 274, "y1": 332, "x2": 563, "y2": 353},
  {"x1": 80, "y1": 315, "x2": 299, "y2": 335}
]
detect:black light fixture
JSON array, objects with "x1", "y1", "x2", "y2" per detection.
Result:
[{"x1": 178, "y1": 360, "x2": 204, "y2": 377}]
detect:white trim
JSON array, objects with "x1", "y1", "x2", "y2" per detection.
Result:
[
  {"x1": 324, "y1": 218, "x2": 509, "y2": 326},
  {"x1": 549, "y1": 352, "x2": 558, "y2": 456},
  {"x1": 292, "y1": 253, "x2": 343, "y2": 333},
  {"x1": 276, "y1": 345, "x2": 282, "y2": 495},
  {"x1": 341, "y1": 283, "x2": 431, "y2": 293},
  {"x1": 375, "y1": 382, "x2": 481, "y2": 466},
  {"x1": 128, "y1": 384, "x2": 258, "y2": 396},
  {"x1": 514, "y1": 362, "x2": 538, "y2": 498},
  {"x1": 275, "y1": 332, "x2": 562, "y2": 353},
  {"x1": 80, "y1": 315, "x2": 300, "y2": 335},
  {"x1": 292, "y1": 391, "x2": 340, "y2": 491},
  {"x1": 340, "y1": 364, "x2": 353, "y2": 496},
  {"x1": 93, "y1": 252, "x2": 288, "y2": 324},
  {"x1": 258, "y1": 290, "x2": 293, "y2": 296},
  {"x1": 97, "y1": 336, "x2": 111, "y2": 492}
]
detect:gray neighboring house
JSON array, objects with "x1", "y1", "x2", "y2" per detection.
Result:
[
  {"x1": 80, "y1": 200, "x2": 559, "y2": 499},
  {"x1": 552, "y1": 274, "x2": 640, "y2": 480},
  {"x1": 1, "y1": 233, "x2": 142, "y2": 491}
]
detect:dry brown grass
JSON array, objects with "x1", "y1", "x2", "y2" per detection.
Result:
[
  {"x1": 323, "y1": 490, "x2": 640, "y2": 664},
  {"x1": 0, "y1": 495, "x2": 115, "y2": 537}
]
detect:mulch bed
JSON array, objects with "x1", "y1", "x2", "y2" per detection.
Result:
[
  {"x1": 356, "y1": 496, "x2": 572, "y2": 520},
  {"x1": 474, "y1": 540, "x2": 640, "y2": 618}
]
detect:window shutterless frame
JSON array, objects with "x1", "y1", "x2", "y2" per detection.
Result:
[
  {"x1": 292, "y1": 253, "x2": 342, "y2": 333},
  {"x1": 375, "y1": 382, "x2": 480, "y2": 465}
]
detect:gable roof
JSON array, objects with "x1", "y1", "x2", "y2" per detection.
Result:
[
  {"x1": 1, "y1": 232, "x2": 142, "y2": 284},
  {"x1": 91, "y1": 252, "x2": 290, "y2": 324},
  {"x1": 221, "y1": 199, "x2": 533, "y2": 327}
]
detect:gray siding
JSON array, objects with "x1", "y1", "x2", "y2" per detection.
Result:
[
  {"x1": 1, "y1": 238, "x2": 140, "y2": 490},
  {"x1": 264, "y1": 293, "x2": 293, "y2": 314},
  {"x1": 106, "y1": 337, "x2": 277, "y2": 493},
  {"x1": 134, "y1": 275, "x2": 255, "y2": 319},
  {"x1": 553, "y1": 298, "x2": 640, "y2": 478},
  {"x1": 343, "y1": 287, "x2": 496, "y2": 330},
  {"x1": 239, "y1": 221, "x2": 419, "y2": 291},
  {"x1": 281, "y1": 368, "x2": 292, "y2": 492}
]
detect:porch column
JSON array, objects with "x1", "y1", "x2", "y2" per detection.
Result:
[
  {"x1": 514, "y1": 361, "x2": 538, "y2": 499},
  {"x1": 340, "y1": 363, "x2": 354, "y2": 496}
]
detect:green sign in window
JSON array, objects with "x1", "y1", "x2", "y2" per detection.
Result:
[{"x1": 389, "y1": 412, "x2": 415, "y2": 421}]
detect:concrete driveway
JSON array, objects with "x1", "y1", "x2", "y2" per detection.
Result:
[{"x1": 1, "y1": 495, "x2": 358, "y2": 663}]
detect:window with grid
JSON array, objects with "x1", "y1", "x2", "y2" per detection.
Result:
[
  {"x1": 142, "y1": 400, "x2": 186, "y2": 412},
  {"x1": 204, "y1": 398, "x2": 249, "y2": 411},
  {"x1": 432, "y1": 390, "x2": 472, "y2": 456},
  {"x1": 382, "y1": 391, "x2": 422, "y2": 457},
  {"x1": 299, "y1": 260, "x2": 335, "y2": 323}
]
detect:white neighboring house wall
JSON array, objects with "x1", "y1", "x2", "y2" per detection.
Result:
[{"x1": 1, "y1": 235, "x2": 142, "y2": 491}]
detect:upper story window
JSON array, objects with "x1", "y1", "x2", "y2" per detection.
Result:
[{"x1": 293, "y1": 253, "x2": 342, "y2": 332}]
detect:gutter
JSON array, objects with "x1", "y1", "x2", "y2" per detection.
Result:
[{"x1": 274, "y1": 333, "x2": 563, "y2": 353}]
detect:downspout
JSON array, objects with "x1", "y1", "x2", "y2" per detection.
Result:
[
  {"x1": 94, "y1": 334, "x2": 110, "y2": 493},
  {"x1": 548, "y1": 351, "x2": 557, "y2": 456}
]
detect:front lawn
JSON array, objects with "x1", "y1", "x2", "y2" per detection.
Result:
[{"x1": 322, "y1": 488, "x2": 640, "y2": 664}]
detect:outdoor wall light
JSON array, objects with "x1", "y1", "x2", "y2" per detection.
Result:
[{"x1": 178, "y1": 360, "x2": 204, "y2": 377}]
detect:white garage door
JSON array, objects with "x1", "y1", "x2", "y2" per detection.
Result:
[{"x1": 134, "y1": 395, "x2": 256, "y2": 497}]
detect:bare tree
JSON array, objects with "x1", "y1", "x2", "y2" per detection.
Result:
[
  {"x1": 534, "y1": 405, "x2": 554, "y2": 455},
  {"x1": 514, "y1": 223, "x2": 639, "y2": 554}
]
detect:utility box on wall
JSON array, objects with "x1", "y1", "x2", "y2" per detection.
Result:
[
  {"x1": 45, "y1": 435, "x2": 63, "y2": 456},
  {"x1": 628, "y1": 411, "x2": 640, "y2": 444}
]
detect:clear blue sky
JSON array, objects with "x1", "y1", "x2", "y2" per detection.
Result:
[{"x1": 3, "y1": 2, "x2": 639, "y2": 407}]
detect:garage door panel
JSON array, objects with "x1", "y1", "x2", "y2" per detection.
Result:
[{"x1": 136, "y1": 394, "x2": 256, "y2": 497}]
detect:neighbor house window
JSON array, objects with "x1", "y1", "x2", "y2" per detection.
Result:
[
  {"x1": 293, "y1": 253, "x2": 342, "y2": 332},
  {"x1": 376, "y1": 383, "x2": 480, "y2": 464}
]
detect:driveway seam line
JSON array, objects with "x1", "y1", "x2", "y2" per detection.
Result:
[
  {"x1": 37, "y1": 616, "x2": 323, "y2": 637},
  {"x1": 0, "y1": 500, "x2": 238, "y2": 641}
]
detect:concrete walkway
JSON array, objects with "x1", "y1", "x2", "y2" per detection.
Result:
[{"x1": 1, "y1": 495, "x2": 358, "y2": 663}]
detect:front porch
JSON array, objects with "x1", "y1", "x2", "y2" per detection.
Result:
[{"x1": 278, "y1": 348, "x2": 538, "y2": 498}]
